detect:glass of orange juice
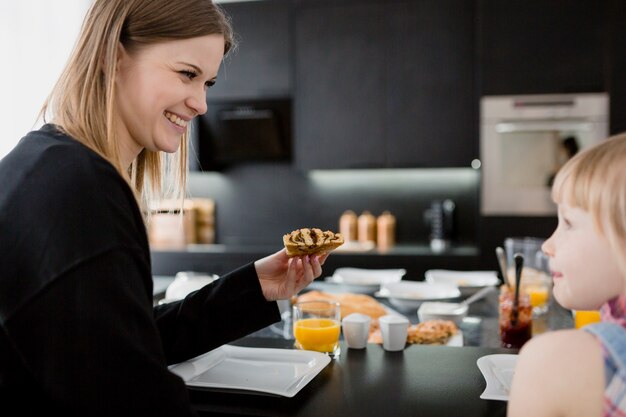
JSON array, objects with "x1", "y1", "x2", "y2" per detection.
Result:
[
  {"x1": 507, "y1": 266, "x2": 551, "y2": 316},
  {"x1": 573, "y1": 310, "x2": 602, "y2": 329},
  {"x1": 293, "y1": 300, "x2": 341, "y2": 358}
]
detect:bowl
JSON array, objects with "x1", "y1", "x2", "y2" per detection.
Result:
[
  {"x1": 376, "y1": 281, "x2": 461, "y2": 310},
  {"x1": 165, "y1": 271, "x2": 219, "y2": 301},
  {"x1": 417, "y1": 302, "x2": 468, "y2": 326},
  {"x1": 425, "y1": 269, "x2": 500, "y2": 296}
]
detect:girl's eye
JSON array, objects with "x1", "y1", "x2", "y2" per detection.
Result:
[
  {"x1": 180, "y1": 70, "x2": 197, "y2": 80},
  {"x1": 205, "y1": 80, "x2": 216, "y2": 89},
  {"x1": 562, "y1": 217, "x2": 572, "y2": 229}
]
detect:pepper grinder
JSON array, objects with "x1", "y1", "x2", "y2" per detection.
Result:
[
  {"x1": 339, "y1": 210, "x2": 358, "y2": 242},
  {"x1": 377, "y1": 211, "x2": 396, "y2": 250},
  {"x1": 358, "y1": 211, "x2": 376, "y2": 244}
]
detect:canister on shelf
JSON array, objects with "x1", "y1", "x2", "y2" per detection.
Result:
[
  {"x1": 377, "y1": 211, "x2": 396, "y2": 250},
  {"x1": 358, "y1": 211, "x2": 376, "y2": 244},
  {"x1": 339, "y1": 210, "x2": 358, "y2": 242}
]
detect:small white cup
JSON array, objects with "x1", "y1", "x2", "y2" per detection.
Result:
[
  {"x1": 379, "y1": 315, "x2": 409, "y2": 351},
  {"x1": 342, "y1": 313, "x2": 371, "y2": 349}
]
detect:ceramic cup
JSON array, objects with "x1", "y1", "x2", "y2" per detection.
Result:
[
  {"x1": 379, "y1": 315, "x2": 409, "y2": 352},
  {"x1": 342, "y1": 313, "x2": 371, "y2": 349}
]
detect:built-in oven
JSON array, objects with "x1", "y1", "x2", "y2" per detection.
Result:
[{"x1": 480, "y1": 93, "x2": 609, "y2": 216}]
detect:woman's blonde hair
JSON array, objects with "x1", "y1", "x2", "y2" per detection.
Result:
[
  {"x1": 40, "y1": 0, "x2": 233, "y2": 214},
  {"x1": 552, "y1": 133, "x2": 626, "y2": 276}
]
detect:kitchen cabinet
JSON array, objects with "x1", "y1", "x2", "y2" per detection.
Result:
[
  {"x1": 207, "y1": 0, "x2": 291, "y2": 100},
  {"x1": 477, "y1": 0, "x2": 606, "y2": 96},
  {"x1": 294, "y1": 1, "x2": 388, "y2": 169},
  {"x1": 293, "y1": 0, "x2": 476, "y2": 170},
  {"x1": 608, "y1": 0, "x2": 626, "y2": 135},
  {"x1": 385, "y1": 0, "x2": 475, "y2": 167}
]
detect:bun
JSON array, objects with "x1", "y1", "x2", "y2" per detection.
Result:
[
  {"x1": 283, "y1": 228, "x2": 344, "y2": 257},
  {"x1": 296, "y1": 291, "x2": 387, "y2": 328}
]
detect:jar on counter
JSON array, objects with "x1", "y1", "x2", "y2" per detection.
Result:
[
  {"x1": 377, "y1": 211, "x2": 396, "y2": 250},
  {"x1": 339, "y1": 210, "x2": 358, "y2": 242},
  {"x1": 358, "y1": 211, "x2": 376, "y2": 244}
]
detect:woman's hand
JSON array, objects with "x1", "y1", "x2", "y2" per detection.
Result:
[{"x1": 254, "y1": 249, "x2": 329, "y2": 301}]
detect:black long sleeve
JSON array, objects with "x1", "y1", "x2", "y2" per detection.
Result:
[{"x1": 0, "y1": 125, "x2": 280, "y2": 416}]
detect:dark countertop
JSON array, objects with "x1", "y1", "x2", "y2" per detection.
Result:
[{"x1": 189, "y1": 338, "x2": 511, "y2": 417}]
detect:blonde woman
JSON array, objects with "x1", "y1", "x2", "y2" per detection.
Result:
[
  {"x1": 0, "y1": 1, "x2": 326, "y2": 415},
  {"x1": 508, "y1": 133, "x2": 626, "y2": 417}
]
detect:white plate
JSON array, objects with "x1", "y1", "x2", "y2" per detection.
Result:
[
  {"x1": 169, "y1": 345, "x2": 331, "y2": 397},
  {"x1": 331, "y1": 267, "x2": 406, "y2": 286},
  {"x1": 425, "y1": 270, "x2": 500, "y2": 296},
  {"x1": 446, "y1": 331, "x2": 463, "y2": 347},
  {"x1": 320, "y1": 278, "x2": 380, "y2": 294},
  {"x1": 476, "y1": 354, "x2": 518, "y2": 401},
  {"x1": 376, "y1": 281, "x2": 461, "y2": 310}
]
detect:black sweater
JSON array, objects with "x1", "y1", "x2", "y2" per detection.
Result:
[{"x1": 0, "y1": 125, "x2": 280, "y2": 416}]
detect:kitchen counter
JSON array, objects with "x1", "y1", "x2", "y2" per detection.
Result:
[{"x1": 151, "y1": 243, "x2": 481, "y2": 280}]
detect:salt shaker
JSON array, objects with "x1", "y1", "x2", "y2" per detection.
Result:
[
  {"x1": 342, "y1": 313, "x2": 371, "y2": 349},
  {"x1": 379, "y1": 315, "x2": 409, "y2": 351}
]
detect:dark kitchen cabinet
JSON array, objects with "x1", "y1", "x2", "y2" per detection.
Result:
[
  {"x1": 294, "y1": 1, "x2": 388, "y2": 169},
  {"x1": 477, "y1": 0, "x2": 606, "y2": 96},
  {"x1": 608, "y1": 0, "x2": 626, "y2": 135},
  {"x1": 207, "y1": 0, "x2": 291, "y2": 100},
  {"x1": 386, "y1": 0, "x2": 476, "y2": 167},
  {"x1": 293, "y1": 0, "x2": 476, "y2": 170}
]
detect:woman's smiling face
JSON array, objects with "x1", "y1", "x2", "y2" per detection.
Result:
[{"x1": 114, "y1": 34, "x2": 224, "y2": 167}]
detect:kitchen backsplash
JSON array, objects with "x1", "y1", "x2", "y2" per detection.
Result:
[{"x1": 186, "y1": 163, "x2": 479, "y2": 247}]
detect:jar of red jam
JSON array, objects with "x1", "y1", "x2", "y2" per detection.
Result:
[{"x1": 498, "y1": 287, "x2": 532, "y2": 349}]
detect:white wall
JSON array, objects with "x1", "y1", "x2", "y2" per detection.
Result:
[{"x1": 0, "y1": 0, "x2": 91, "y2": 159}]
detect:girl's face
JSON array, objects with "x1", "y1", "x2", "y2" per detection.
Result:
[
  {"x1": 542, "y1": 203, "x2": 625, "y2": 310},
  {"x1": 114, "y1": 34, "x2": 225, "y2": 167}
]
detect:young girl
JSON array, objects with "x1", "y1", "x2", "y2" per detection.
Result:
[
  {"x1": 508, "y1": 133, "x2": 626, "y2": 417},
  {"x1": 0, "y1": 1, "x2": 326, "y2": 415}
]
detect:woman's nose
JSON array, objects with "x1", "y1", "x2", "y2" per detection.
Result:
[{"x1": 187, "y1": 87, "x2": 208, "y2": 116}]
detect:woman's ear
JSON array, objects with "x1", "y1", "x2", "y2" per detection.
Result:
[{"x1": 116, "y1": 42, "x2": 129, "y2": 69}]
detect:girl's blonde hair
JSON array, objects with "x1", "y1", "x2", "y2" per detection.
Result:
[
  {"x1": 40, "y1": 0, "x2": 233, "y2": 214},
  {"x1": 552, "y1": 133, "x2": 626, "y2": 276}
]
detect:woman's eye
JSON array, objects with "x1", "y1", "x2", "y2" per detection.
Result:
[{"x1": 180, "y1": 70, "x2": 197, "y2": 80}]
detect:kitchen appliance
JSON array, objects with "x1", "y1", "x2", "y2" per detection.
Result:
[
  {"x1": 193, "y1": 98, "x2": 292, "y2": 171},
  {"x1": 480, "y1": 93, "x2": 608, "y2": 215},
  {"x1": 424, "y1": 199, "x2": 455, "y2": 252}
]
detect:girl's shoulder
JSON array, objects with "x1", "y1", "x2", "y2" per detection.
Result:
[{"x1": 508, "y1": 329, "x2": 604, "y2": 417}]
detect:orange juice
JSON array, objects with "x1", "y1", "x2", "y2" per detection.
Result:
[
  {"x1": 525, "y1": 284, "x2": 549, "y2": 309},
  {"x1": 574, "y1": 310, "x2": 601, "y2": 329},
  {"x1": 294, "y1": 318, "x2": 340, "y2": 353}
]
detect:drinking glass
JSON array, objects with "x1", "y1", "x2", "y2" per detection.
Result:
[
  {"x1": 573, "y1": 310, "x2": 601, "y2": 329},
  {"x1": 504, "y1": 237, "x2": 552, "y2": 315},
  {"x1": 293, "y1": 301, "x2": 341, "y2": 358},
  {"x1": 498, "y1": 287, "x2": 532, "y2": 349}
]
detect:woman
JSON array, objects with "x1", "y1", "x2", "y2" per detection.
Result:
[
  {"x1": 0, "y1": 1, "x2": 326, "y2": 415},
  {"x1": 508, "y1": 133, "x2": 626, "y2": 417}
]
